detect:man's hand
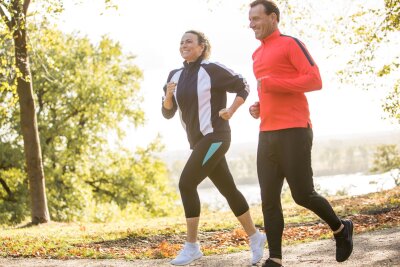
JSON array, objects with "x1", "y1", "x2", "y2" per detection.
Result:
[{"x1": 249, "y1": 102, "x2": 260, "y2": 119}]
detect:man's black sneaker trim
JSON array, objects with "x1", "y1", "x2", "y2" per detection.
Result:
[
  {"x1": 334, "y1": 219, "x2": 354, "y2": 262},
  {"x1": 262, "y1": 258, "x2": 283, "y2": 267}
]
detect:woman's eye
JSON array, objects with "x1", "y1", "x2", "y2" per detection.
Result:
[{"x1": 180, "y1": 40, "x2": 193, "y2": 45}]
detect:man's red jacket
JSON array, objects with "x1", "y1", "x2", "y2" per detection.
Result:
[{"x1": 252, "y1": 29, "x2": 322, "y2": 131}]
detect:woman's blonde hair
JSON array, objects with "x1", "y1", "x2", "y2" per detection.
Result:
[{"x1": 185, "y1": 30, "x2": 211, "y2": 60}]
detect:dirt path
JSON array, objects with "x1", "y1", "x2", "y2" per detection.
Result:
[{"x1": 1, "y1": 227, "x2": 399, "y2": 267}]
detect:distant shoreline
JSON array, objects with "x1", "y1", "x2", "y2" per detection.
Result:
[{"x1": 160, "y1": 130, "x2": 400, "y2": 184}]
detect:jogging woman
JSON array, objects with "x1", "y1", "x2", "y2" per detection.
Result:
[{"x1": 162, "y1": 30, "x2": 266, "y2": 266}]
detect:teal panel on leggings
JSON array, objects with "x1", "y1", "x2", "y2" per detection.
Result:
[{"x1": 202, "y1": 142, "x2": 222, "y2": 166}]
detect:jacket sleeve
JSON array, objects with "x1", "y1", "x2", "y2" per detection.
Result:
[
  {"x1": 261, "y1": 39, "x2": 322, "y2": 93},
  {"x1": 161, "y1": 73, "x2": 178, "y2": 119},
  {"x1": 210, "y1": 63, "x2": 249, "y2": 101}
]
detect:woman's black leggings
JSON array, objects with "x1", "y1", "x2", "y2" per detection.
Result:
[
  {"x1": 257, "y1": 128, "x2": 342, "y2": 259},
  {"x1": 179, "y1": 134, "x2": 249, "y2": 218}
]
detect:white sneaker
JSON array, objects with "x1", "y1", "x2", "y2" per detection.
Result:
[
  {"x1": 250, "y1": 232, "x2": 266, "y2": 264},
  {"x1": 170, "y1": 242, "x2": 203, "y2": 266}
]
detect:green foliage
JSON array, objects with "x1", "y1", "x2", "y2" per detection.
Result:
[
  {"x1": 86, "y1": 141, "x2": 178, "y2": 218},
  {"x1": 370, "y1": 144, "x2": 400, "y2": 185},
  {"x1": 383, "y1": 0, "x2": 400, "y2": 31},
  {"x1": 0, "y1": 142, "x2": 24, "y2": 170},
  {"x1": 46, "y1": 170, "x2": 93, "y2": 222},
  {"x1": 0, "y1": 26, "x2": 18, "y2": 128},
  {"x1": 383, "y1": 80, "x2": 400, "y2": 124},
  {"x1": 0, "y1": 21, "x2": 177, "y2": 224},
  {"x1": 332, "y1": 1, "x2": 398, "y2": 78},
  {"x1": 0, "y1": 168, "x2": 29, "y2": 225},
  {"x1": 370, "y1": 145, "x2": 400, "y2": 173},
  {"x1": 0, "y1": 143, "x2": 28, "y2": 225},
  {"x1": 331, "y1": 1, "x2": 400, "y2": 123}
]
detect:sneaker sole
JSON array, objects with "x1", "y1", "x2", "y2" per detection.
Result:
[{"x1": 170, "y1": 253, "x2": 203, "y2": 266}]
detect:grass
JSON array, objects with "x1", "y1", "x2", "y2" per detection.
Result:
[{"x1": 0, "y1": 186, "x2": 399, "y2": 260}]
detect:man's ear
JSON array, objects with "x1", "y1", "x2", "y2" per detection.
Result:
[{"x1": 271, "y1": 12, "x2": 277, "y2": 21}]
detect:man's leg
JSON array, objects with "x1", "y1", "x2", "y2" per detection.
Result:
[
  {"x1": 257, "y1": 131, "x2": 285, "y2": 263},
  {"x1": 278, "y1": 128, "x2": 353, "y2": 262},
  {"x1": 278, "y1": 128, "x2": 342, "y2": 230}
]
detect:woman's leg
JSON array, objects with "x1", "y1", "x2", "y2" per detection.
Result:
[
  {"x1": 186, "y1": 217, "x2": 200, "y2": 243},
  {"x1": 208, "y1": 157, "x2": 249, "y2": 219},
  {"x1": 171, "y1": 137, "x2": 222, "y2": 265},
  {"x1": 236, "y1": 210, "x2": 256, "y2": 236},
  {"x1": 178, "y1": 137, "x2": 230, "y2": 218},
  {"x1": 208, "y1": 157, "x2": 266, "y2": 264}
]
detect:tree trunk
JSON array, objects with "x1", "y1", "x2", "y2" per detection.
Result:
[{"x1": 13, "y1": 20, "x2": 50, "y2": 225}]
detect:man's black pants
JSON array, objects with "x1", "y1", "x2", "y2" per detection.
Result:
[{"x1": 257, "y1": 128, "x2": 342, "y2": 259}]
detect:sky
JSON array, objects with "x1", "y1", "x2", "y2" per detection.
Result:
[{"x1": 57, "y1": 0, "x2": 400, "y2": 152}]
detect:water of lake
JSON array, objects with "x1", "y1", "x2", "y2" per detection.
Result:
[{"x1": 197, "y1": 171, "x2": 397, "y2": 211}]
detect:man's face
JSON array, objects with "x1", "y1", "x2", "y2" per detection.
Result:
[{"x1": 249, "y1": 4, "x2": 277, "y2": 40}]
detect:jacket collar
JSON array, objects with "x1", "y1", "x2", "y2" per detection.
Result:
[
  {"x1": 261, "y1": 29, "x2": 281, "y2": 44},
  {"x1": 183, "y1": 57, "x2": 203, "y2": 69}
]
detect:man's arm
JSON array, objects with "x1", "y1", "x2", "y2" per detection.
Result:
[{"x1": 260, "y1": 39, "x2": 322, "y2": 93}]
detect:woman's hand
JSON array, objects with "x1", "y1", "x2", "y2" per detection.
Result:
[
  {"x1": 219, "y1": 108, "x2": 233, "y2": 120},
  {"x1": 220, "y1": 96, "x2": 244, "y2": 120},
  {"x1": 166, "y1": 82, "x2": 177, "y2": 99},
  {"x1": 163, "y1": 82, "x2": 177, "y2": 110}
]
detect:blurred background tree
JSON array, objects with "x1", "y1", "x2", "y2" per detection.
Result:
[{"x1": 0, "y1": 9, "x2": 177, "y2": 224}]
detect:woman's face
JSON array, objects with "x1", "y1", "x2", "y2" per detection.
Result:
[{"x1": 180, "y1": 33, "x2": 204, "y2": 62}]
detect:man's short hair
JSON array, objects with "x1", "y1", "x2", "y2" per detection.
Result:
[{"x1": 250, "y1": 0, "x2": 280, "y2": 22}]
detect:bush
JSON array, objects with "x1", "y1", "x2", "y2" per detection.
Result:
[
  {"x1": 0, "y1": 168, "x2": 29, "y2": 225},
  {"x1": 370, "y1": 144, "x2": 400, "y2": 186}
]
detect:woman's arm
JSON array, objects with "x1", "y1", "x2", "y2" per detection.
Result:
[
  {"x1": 219, "y1": 96, "x2": 245, "y2": 120},
  {"x1": 163, "y1": 82, "x2": 176, "y2": 110},
  {"x1": 161, "y1": 81, "x2": 178, "y2": 119}
]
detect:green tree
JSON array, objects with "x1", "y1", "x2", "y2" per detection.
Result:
[
  {"x1": 0, "y1": 0, "x2": 50, "y2": 224},
  {"x1": 1, "y1": 22, "x2": 177, "y2": 223},
  {"x1": 87, "y1": 142, "x2": 177, "y2": 218},
  {"x1": 0, "y1": 142, "x2": 29, "y2": 223},
  {"x1": 332, "y1": 0, "x2": 400, "y2": 123},
  {"x1": 370, "y1": 144, "x2": 400, "y2": 185},
  {"x1": 335, "y1": 1, "x2": 400, "y2": 180},
  {"x1": 30, "y1": 25, "x2": 145, "y2": 219},
  {"x1": 0, "y1": 0, "x2": 128, "y2": 224}
]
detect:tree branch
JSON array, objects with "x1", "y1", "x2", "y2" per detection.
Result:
[
  {"x1": 85, "y1": 180, "x2": 116, "y2": 199},
  {"x1": 23, "y1": 0, "x2": 30, "y2": 15},
  {"x1": 0, "y1": 177, "x2": 15, "y2": 201},
  {"x1": 0, "y1": 3, "x2": 12, "y2": 30}
]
